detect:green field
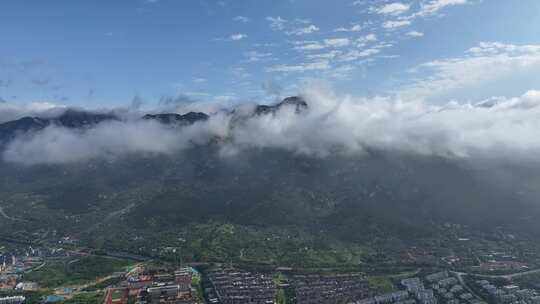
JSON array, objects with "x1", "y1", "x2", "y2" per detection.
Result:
[
  {"x1": 61, "y1": 292, "x2": 104, "y2": 304},
  {"x1": 24, "y1": 256, "x2": 133, "y2": 288}
]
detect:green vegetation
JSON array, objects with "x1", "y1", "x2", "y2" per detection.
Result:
[
  {"x1": 83, "y1": 276, "x2": 124, "y2": 292},
  {"x1": 276, "y1": 289, "x2": 287, "y2": 304},
  {"x1": 368, "y1": 276, "x2": 396, "y2": 293},
  {"x1": 61, "y1": 292, "x2": 104, "y2": 304},
  {"x1": 191, "y1": 274, "x2": 205, "y2": 303},
  {"x1": 24, "y1": 256, "x2": 133, "y2": 288},
  {"x1": 2, "y1": 151, "x2": 540, "y2": 272},
  {"x1": 513, "y1": 272, "x2": 540, "y2": 289}
]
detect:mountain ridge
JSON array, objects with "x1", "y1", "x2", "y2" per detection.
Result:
[{"x1": 0, "y1": 96, "x2": 308, "y2": 143}]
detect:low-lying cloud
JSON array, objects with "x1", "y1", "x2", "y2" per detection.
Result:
[
  {"x1": 3, "y1": 86, "x2": 540, "y2": 165},
  {"x1": 0, "y1": 101, "x2": 67, "y2": 123}
]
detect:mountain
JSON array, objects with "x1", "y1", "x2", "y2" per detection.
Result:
[
  {"x1": 0, "y1": 96, "x2": 308, "y2": 142},
  {"x1": 0, "y1": 96, "x2": 539, "y2": 266},
  {"x1": 0, "y1": 117, "x2": 50, "y2": 142},
  {"x1": 254, "y1": 96, "x2": 308, "y2": 115},
  {"x1": 0, "y1": 109, "x2": 118, "y2": 142},
  {"x1": 142, "y1": 112, "x2": 209, "y2": 125}
]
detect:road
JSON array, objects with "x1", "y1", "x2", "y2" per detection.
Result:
[
  {"x1": 0, "y1": 206, "x2": 13, "y2": 220},
  {"x1": 451, "y1": 267, "x2": 540, "y2": 303},
  {"x1": 0, "y1": 205, "x2": 24, "y2": 222},
  {"x1": 452, "y1": 271, "x2": 485, "y2": 301},
  {"x1": 24, "y1": 261, "x2": 47, "y2": 274},
  {"x1": 452, "y1": 267, "x2": 540, "y2": 280}
]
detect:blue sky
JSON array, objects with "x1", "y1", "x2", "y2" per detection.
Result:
[{"x1": 1, "y1": 0, "x2": 540, "y2": 110}]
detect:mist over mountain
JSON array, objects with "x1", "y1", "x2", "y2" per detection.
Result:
[
  {"x1": 5, "y1": 2, "x2": 540, "y2": 298},
  {"x1": 2, "y1": 88, "x2": 540, "y2": 165},
  {"x1": 2, "y1": 89, "x2": 540, "y2": 255}
]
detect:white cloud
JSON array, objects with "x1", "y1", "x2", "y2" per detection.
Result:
[
  {"x1": 294, "y1": 42, "x2": 326, "y2": 51},
  {"x1": 234, "y1": 16, "x2": 250, "y2": 23},
  {"x1": 406, "y1": 31, "x2": 424, "y2": 37},
  {"x1": 399, "y1": 42, "x2": 540, "y2": 100},
  {"x1": 0, "y1": 101, "x2": 67, "y2": 123},
  {"x1": 244, "y1": 51, "x2": 273, "y2": 62},
  {"x1": 6, "y1": 86, "x2": 540, "y2": 164},
  {"x1": 383, "y1": 20, "x2": 411, "y2": 29},
  {"x1": 339, "y1": 48, "x2": 380, "y2": 62},
  {"x1": 325, "y1": 64, "x2": 357, "y2": 79},
  {"x1": 467, "y1": 42, "x2": 540, "y2": 56},
  {"x1": 357, "y1": 34, "x2": 377, "y2": 45},
  {"x1": 374, "y1": 2, "x2": 410, "y2": 15},
  {"x1": 380, "y1": 0, "x2": 469, "y2": 29},
  {"x1": 265, "y1": 61, "x2": 331, "y2": 73},
  {"x1": 294, "y1": 38, "x2": 352, "y2": 52},
  {"x1": 3, "y1": 117, "x2": 230, "y2": 165},
  {"x1": 227, "y1": 87, "x2": 540, "y2": 159},
  {"x1": 323, "y1": 38, "x2": 351, "y2": 48},
  {"x1": 266, "y1": 16, "x2": 287, "y2": 31},
  {"x1": 266, "y1": 17, "x2": 319, "y2": 36},
  {"x1": 334, "y1": 24, "x2": 362, "y2": 32},
  {"x1": 416, "y1": 0, "x2": 468, "y2": 17},
  {"x1": 286, "y1": 24, "x2": 320, "y2": 36},
  {"x1": 230, "y1": 33, "x2": 247, "y2": 41},
  {"x1": 307, "y1": 50, "x2": 342, "y2": 60}
]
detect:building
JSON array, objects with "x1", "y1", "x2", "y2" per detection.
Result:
[
  {"x1": 104, "y1": 287, "x2": 129, "y2": 304},
  {"x1": 175, "y1": 268, "x2": 193, "y2": 293},
  {"x1": 15, "y1": 281, "x2": 39, "y2": 291},
  {"x1": 208, "y1": 268, "x2": 277, "y2": 304},
  {"x1": 425, "y1": 272, "x2": 448, "y2": 283},
  {"x1": 0, "y1": 296, "x2": 25, "y2": 304},
  {"x1": 146, "y1": 283, "x2": 196, "y2": 304},
  {"x1": 293, "y1": 273, "x2": 369, "y2": 304}
]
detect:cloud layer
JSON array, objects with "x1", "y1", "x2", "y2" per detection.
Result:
[
  {"x1": 3, "y1": 86, "x2": 540, "y2": 165},
  {"x1": 0, "y1": 101, "x2": 67, "y2": 123}
]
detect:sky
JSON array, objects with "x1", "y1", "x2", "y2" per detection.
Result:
[{"x1": 1, "y1": 0, "x2": 540, "y2": 110}]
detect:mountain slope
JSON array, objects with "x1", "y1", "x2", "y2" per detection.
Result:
[{"x1": 1, "y1": 97, "x2": 539, "y2": 266}]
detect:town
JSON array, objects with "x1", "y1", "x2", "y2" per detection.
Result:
[{"x1": 2, "y1": 238, "x2": 540, "y2": 304}]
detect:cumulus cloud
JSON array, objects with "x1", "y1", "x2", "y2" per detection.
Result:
[
  {"x1": 266, "y1": 16, "x2": 319, "y2": 36},
  {"x1": 293, "y1": 38, "x2": 355, "y2": 52},
  {"x1": 383, "y1": 20, "x2": 411, "y2": 29},
  {"x1": 416, "y1": 0, "x2": 468, "y2": 17},
  {"x1": 226, "y1": 87, "x2": 540, "y2": 159},
  {"x1": 406, "y1": 31, "x2": 424, "y2": 37},
  {"x1": 324, "y1": 38, "x2": 351, "y2": 48},
  {"x1": 339, "y1": 48, "x2": 380, "y2": 62},
  {"x1": 213, "y1": 33, "x2": 247, "y2": 42},
  {"x1": 374, "y1": 2, "x2": 411, "y2": 15},
  {"x1": 230, "y1": 33, "x2": 247, "y2": 41},
  {"x1": 377, "y1": 0, "x2": 468, "y2": 31},
  {"x1": 334, "y1": 24, "x2": 362, "y2": 32},
  {"x1": 286, "y1": 24, "x2": 320, "y2": 36},
  {"x1": 4, "y1": 84, "x2": 540, "y2": 165},
  {"x1": 400, "y1": 42, "x2": 540, "y2": 100}
]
